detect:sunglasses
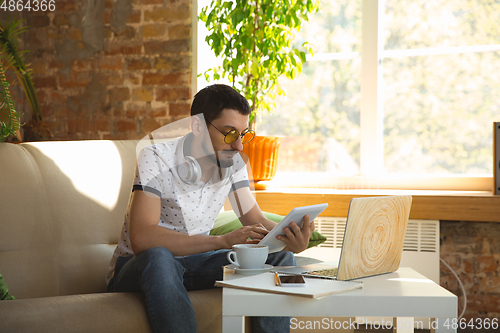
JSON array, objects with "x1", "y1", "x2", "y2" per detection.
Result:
[{"x1": 207, "y1": 121, "x2": 255, "y2": 144}]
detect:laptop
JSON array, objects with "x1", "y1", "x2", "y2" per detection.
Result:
[{"x1": 273, "y1": 195, "x2": 412, "y2": 281}]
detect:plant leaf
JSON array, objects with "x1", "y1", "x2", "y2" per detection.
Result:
[{"x1": 0, "y1": 62, "x2": 20, "y2": 141}]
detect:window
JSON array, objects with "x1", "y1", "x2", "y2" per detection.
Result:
[{"x1": 196, "y1": 0, "x2": 499, "y2": 191}]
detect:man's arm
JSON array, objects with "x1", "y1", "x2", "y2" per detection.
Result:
[
  {"x1": 229, "y1": 187, "x2": 315, "y2": 253},
  {"x1": 128, "y1": 190, "x2": 269, "y2": 256}
]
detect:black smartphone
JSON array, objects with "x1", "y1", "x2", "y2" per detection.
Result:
[{"x1": 278, "y1": 274, "x2": 306, "y2": 287}]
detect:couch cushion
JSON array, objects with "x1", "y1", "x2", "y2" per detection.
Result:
[
  {"x1": 0, "y1": 293, "x2": 151, "y2": 333},
  {"x1": 0, "y1": 289, "x2": 222, "y2": 333},
  {"x1": 0, "y1": 142, "x2": 59, "y2": 299},
  {"x1": 0, "y1": 141, "x2": 139, "y2": 298}
]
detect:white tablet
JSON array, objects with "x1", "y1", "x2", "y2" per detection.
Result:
[{"x1": 259, "y1": 203, "x2": 328, "y2": 253}]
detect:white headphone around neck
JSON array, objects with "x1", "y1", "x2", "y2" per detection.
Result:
[
  {"x1": 176, "y1": 135, "x2": 232, "y2": 186},
  {"x1": 176, "y1": 137, "x2": 202, "y2": 184},
  {"x1": 177, "y1": 155, "x2": 202, "y2": 184}
]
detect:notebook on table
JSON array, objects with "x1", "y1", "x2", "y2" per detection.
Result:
[
  {"x1": 215, "y1": 271, "x2": 362, "y2": 299},
  {"x1": 272, "y1": 195, "x2": 413, "y2": 281}
]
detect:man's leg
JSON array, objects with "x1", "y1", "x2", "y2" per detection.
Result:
[
  {"x1": 180, "y1": 249, "x2": 296, "y2": 333},
  {"x1": 108, "y1": 247, "x2": 197, "y2": 333}
]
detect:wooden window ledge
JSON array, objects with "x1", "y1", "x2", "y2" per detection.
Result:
[{"x1": 253, "y1": 188, "x2": 500, "y2": 223}]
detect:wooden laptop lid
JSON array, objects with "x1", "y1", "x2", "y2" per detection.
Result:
[{"x1": 337, "y1": 195, "x2": 412, "y2": 281}]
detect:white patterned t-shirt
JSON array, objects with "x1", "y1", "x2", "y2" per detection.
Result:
[{"x1": 106, "y1": 134, "x2": 249, "y2": 284}]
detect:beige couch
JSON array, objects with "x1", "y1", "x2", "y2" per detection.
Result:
[{"x1": 0, "y1": 140, "x2": 222, "y2": 333}]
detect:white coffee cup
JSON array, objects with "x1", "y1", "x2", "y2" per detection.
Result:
[{"x1": 227, "y1": 244, "x2": 268, "y2": 269}]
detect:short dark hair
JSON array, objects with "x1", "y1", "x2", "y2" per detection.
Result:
[{"x1": 190, "y1": 84, "x2": 251, "y2": 123}]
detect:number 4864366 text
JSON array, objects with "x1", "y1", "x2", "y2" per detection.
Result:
[{"x1": 1, "y1": 0, "x2": 56, "y2": 11}]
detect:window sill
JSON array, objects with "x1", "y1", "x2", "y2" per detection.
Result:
[{"x1": 253, "y1": 187, "x2": 500, "y2": 222}]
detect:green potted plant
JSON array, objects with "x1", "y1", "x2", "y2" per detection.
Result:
[
  {"x1": 0, "y1": 14, "x2": 51, "y2": 142},
  {"x1": 200, "y1": 0, "x2": 319, "y2": 188}
]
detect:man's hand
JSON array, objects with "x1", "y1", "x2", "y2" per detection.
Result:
[
  {"x1": 277, "y1": 215, "x2": 315, "y2": 254},
  {"x1": 220, "y1": 224, "x2": 269, "y2": 249}
]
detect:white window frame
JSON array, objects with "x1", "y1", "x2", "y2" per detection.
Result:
[{"x1": 193, "y1": 0, "x2": 496, "y2": 192}]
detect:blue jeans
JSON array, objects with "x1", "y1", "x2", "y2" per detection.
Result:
[{"x1": 107, "y1": 247, "x2": 295, "y2": 333}]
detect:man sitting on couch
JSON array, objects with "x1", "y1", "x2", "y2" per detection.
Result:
[{"x1": 106, "y1": 84, "x2": 314, "y2": 333}]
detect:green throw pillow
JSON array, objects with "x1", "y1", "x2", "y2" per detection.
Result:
[
  {"x1": 210, "y1": 210, "x2": 327, "y2": 248},
  {"x1": 0, "y1": 274, "x2": 15, "y2": 300}
]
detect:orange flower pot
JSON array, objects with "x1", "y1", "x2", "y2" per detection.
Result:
[{"x1": 241, "y1": 136, "x2": 280, "y2": 190}]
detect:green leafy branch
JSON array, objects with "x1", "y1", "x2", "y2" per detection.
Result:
[
  {"x1": 0, "y1": 16, "x2": 43, "y2": 135},
  {"x1": 200, "y1": 0, "x2": 319, "y2": 127},
  {"x1": 0, "y1": 61, "x2": 19, "y2": 141}
]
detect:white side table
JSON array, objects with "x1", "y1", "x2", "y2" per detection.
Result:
[{"x1": 221, "y1": 267, "x2": 457, "y2": 333}]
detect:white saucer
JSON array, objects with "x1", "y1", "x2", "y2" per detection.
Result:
[{"x1": 227, "y1": 264, "x2": 273, "y2": 275}]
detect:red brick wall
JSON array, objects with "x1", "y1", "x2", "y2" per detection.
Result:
[
  {"x1": 5, "y1": 0, "x2": 192, "y2": 141},
  {"x1": 440, "y1": 221, "x2": 500, "y2": 320}
]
